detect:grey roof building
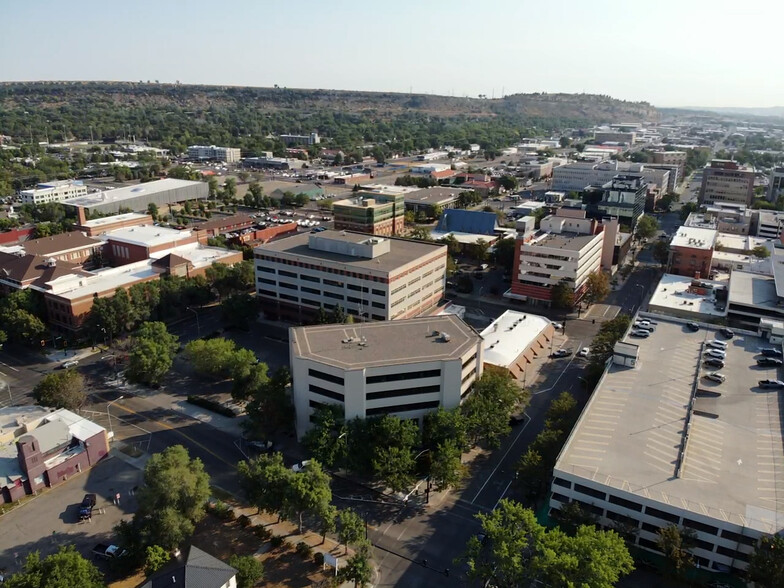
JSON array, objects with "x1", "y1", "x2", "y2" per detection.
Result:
[{"x1": 138, "y1": 545, "x2": 237, "y2": 588}]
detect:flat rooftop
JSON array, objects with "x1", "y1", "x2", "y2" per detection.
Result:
[
  {"x1": 62, "y1": 179, "x2": 201, "y2": 208},
  {"x1": 556, "y1": 317, "x2": 784, "y2": 533},
  {"x1": 80, "y1": 212, "x2": 150, "y2": 228},
  {"x1": 648, "y1": 274, "x2": 727, "y2": 317},
  {"x1": 290, "y1": 315, "x2": 480, "y2": 370},
  {"x1": 671, "y1": 226, "x2": 717, "y2": 250},
  {"x1": 104, "y1": 225, "x2": 193, "y2": 248},
  {"x1": 256, "y1": 230, "x2": 445, "y2": 274},
  {"x1": 404, "y1": 187, "x2": 463, "y2": 204},
  {"x1": 526, "y1": 232, "x2": 600, "y2": 251},
  {"x1": 729, "y1": 270, "x2": 780, "y2": 308},
  {"x1": 480, "y1": 310, "x2": 550, "y2": 368}
]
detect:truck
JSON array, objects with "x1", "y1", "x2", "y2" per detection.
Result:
[
  {"x1": 79, "y1": 493, "x2": 96, "y2": 520},
  {"x1": 92, "y1": 544, "x2": 128, "y2": 560}
]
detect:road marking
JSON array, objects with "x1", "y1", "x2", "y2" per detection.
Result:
[
  {"x1": 470, "y1": 413, "x2": 532, "y2": 505},
  {"x1": 493, "y1": 478, "x2": 514, "y2": 511},
  {"x1": 113, "y1": 403, "x2": 237, "y2": 469},
  {"x1": 0, "y1": 361, "x2": 19, "y2": 372}
]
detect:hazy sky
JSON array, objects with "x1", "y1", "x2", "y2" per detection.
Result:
[{"x1": 3, "y1": 0, "x2": 781, "y2": 108}]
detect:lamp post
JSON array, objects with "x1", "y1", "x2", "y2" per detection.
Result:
[
  {"x1": 187, "y1": 307, "x2": 200, "y2": 338},
  {"x1": 107, "y1": 396, "x2": 125, "y2": 440}
]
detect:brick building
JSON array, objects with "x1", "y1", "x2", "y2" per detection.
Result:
[
  {"x1": 19, "y1": 231, "x2": 103, "y2": 267},
  {"x1": 668, "y1": 226, "x2": 717, "y2": 278}
]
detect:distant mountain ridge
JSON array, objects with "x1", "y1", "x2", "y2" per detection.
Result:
[
  {"x1": 674, "y1": 105, "x2": 784, "y2": 119},
  {"x1": 0, "y1": 81, "x2": 659, "y2": 124}
]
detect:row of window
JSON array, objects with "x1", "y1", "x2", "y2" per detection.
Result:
[
  {"x1": 255, "y1": 255, "x2": 388, "y2": 283},
  {"x1": 366, "y1": 369, "x2": 440, "y2": 384},
  {"x1": 367, "y1": 384, "x2": 440, "y2": 401},
  {"x1": 366, "y1": 400, "x2": 439, "y2": 417},
  {"x1": 257, "y1": 283, "x2": 387, "y2": 309}
]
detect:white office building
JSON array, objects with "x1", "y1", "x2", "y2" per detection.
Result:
[
  {"x1": 20, "y1": 180, "x2": 88, "y2": 205},
  {"x1": 254, "y1": 230, "x2": 447, "y2": 323},
  {"x1": 552, "y1": 161, "x2": 669, "y2": 195},
  {"x1": 187, "y1": 145, "x2": 241, "y2": 162},
  {"x1": 289, "y1": 315, "x2": 483, "y2": 438}
]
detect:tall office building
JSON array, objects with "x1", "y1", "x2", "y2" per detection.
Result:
[{"x1": 698, "y1": 160, "x2": 755, "y2": 206}]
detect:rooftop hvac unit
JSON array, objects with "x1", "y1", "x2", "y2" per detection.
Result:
[{"x1": 440, "y1": 332, "x2": 451, "y2": 342}]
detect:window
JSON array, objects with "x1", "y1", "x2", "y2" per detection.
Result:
[
  {"x1": 309, "y1": 400, "x2": 327, "y2": 410},
  {"x1": 309, "y1": 369, "x2": 344, "y2": 386},
  {"x1": 302, "y1": 274, "x2": 320, "y2": 283},
  {"x1": 638, "y1": 538, "x2": 661, "y2": 552},
  {"x1": 279, "y1": 269, "x2": 297, "y2": 278},
  {"x1": 279, "y1": 281, "x2": 298, "y2": 290},
  {"x1": 258, "y1": 289, "x2": 277, "y2": 297},
  {"x1": 367, "y1": 384, "x2": 440, "y2": 400},
  {"x1": 280, "y1": 293, "x2": 298, "y2": 302},
  {"x1": 372, "y1": 288, "x2": 384, "y2": 296},
  {"x1": 694, "y1": 538, "x2": 714, "y2": 552},
  {"x1": 366, "y1": 369, "x2": 440, "y2": 384},
  {"x1": 348, "y1": 284, "x2": 369, "y2": 293},
  {"x1": 372, "y1": 301, "x2": 386, "y2": 309},
  {"x1": 720, "y1": 530, "x2": 757, "y2": 547},
  {"x1": 324, "y1": 291, "x2": 344, "y2": 300},
  {"x1": 309, "y1": 384, "x2": 345, "y2": 402},
  {"x1": 366, "y1": 400, "x2": 439, "y2": 416},
  {"x1": 302, "y1": 286, "x2": 320, "y2": 295},
  {"x1": 551, "y1": 493, "x2": 569, "y2": 504},
  {"x1": 257, "y1": 277, "x2": 276, "y2": 285},
  {"x1": 683, "y1": 518, "x2": 718, "y2": 535},
  {"x1": 461, "y1": 370, "x2": 476, "y2": 385},
  {"x1": 462, "y1": 353, "x2": 477, "y2": 370},
  {"x1": 641, "y1": 522, "x2": 660, "y2": 534},
  {"x1": 716, "y1": 546, "x2": 748, "y2": 561},
  {"x1": 372, "y1": 314, "x2": 385, "y2": 320},
  {"x1": 644, "y1": 506, "x2": 680, "y2": 524},
  {"x1": 605, "y1": 511, "x2": 635, "y2": 526},
  {"x1": 258, "y1": 266, "x2": 275, "y2": 273},
  {"x1": 552, "y1": 477, "x2": 571, "y2": 489},
  {"x1": 574, "y1": 484, "x2": 606, "y2": 501},
  {"x1": 324, "y1": 279, "x2": 343, "y2": 288},
  {"x1": 301, "y1": 298, "x2": 319, "y2": 307},
  {"x1": 347, "y1": 296, "x2": 361, "y2": 304},
  {"x1": 608, "y1": 495, "x2": 643, "y2": 512}
]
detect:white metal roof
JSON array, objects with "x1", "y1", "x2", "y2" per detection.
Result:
[{"x1": 480, "y1": 310, "x2": 551, "y2": 368}]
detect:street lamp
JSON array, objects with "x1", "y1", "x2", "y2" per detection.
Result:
[
  {"x1": 187, "y1": 307, "x2": 200, "y2": 338},
  {"x1": 107, "y1": 396, "x2": 125, "y2": 440}
]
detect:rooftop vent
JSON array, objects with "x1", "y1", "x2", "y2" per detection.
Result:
[
  {"x1": 440, "y1": 332, "x2": 451, "y2": 343},
  {"x1": 45, "y1": 257, "x2": 57, "y2": 267}
]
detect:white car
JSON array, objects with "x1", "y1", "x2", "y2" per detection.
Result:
[
  {"x1": 707, "y1": 340, "x2": 727, "y2": 350},
  {"x1": 705, "y1": 349, "x2": 726, "y2": 359},
  {"x1": 291, "y1": 460, "x2": 311, "y2": 473},
  {"x1": 630, "y1": 329, "x2": 650, "y2": 338},
  {"x1": 578, "y1": 347, "x2": 590, "y2": 358},
  {"x1": 61, "y1": 360, "x2": 79, "y2": 370},
  {"x1": 551, "y1": 322, "x2": 563, "y2": 330}
]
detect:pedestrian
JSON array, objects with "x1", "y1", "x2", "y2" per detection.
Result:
[
  {"x1": 422, "y1": 559, "x2": 428, "y2": 568},
  {"x1": 115, "y1": 492, "x2": 121, "y2": 506}
]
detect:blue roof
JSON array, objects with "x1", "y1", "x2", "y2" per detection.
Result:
[{"x1": 436, "y1": 209, "x2": 497, "y2": 235}]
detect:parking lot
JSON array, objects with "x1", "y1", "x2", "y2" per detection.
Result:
[{"x1": 0, "y1": 455, "x2": 141, "y2": 574}]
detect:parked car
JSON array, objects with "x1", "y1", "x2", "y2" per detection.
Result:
[
  {"x1": 509, "y1": 414, "x2": 526, "y2": 426},
  {"x1": 686, "y1": 322, "x2": 700, "y2": 332},
  {"x1": 705, "y1": 349, "x2": 726, "y2": 360},
  {"x1": 704, "y1": 358, "x2": 725, "y2": 369},
  {"x1": 630, "y1": 329, "x2": 650, "y2": 338},
  {"x1": 759, "y1": 379, "x2": 784, "y2": 389},
  {"x1": 61, "y1": 360, "x2": 79, "y2": 370},
  {"x1": 635, "y1": 325, "x2": 655, "y2": 333},
  {"x1": 92, "y1": 544, "x2": 129, "y2": 560},
  {"x1": 757, "y1": 357, "x2": 784, "y2": 367},
  {"x1": 720, "y1": 328, "x2": 734, "y2": 338},
  {"x1": 551, "y1": 349, "x2": 571, "y2": 358},
  {"x1": 247, "y1": 440, "x2": 274, "y2": 454},
  {"x1": 578, "y1": 347, "x2": 590, "y2": 358},
  {"x1": 707, "y1": 340, "x2": 727, "y2": 350},
  {"x1": 291, "y1": 459, "x2": 311, "y2": 473},
  {"x1": 760, "y1": 348, "x2": 783, "y2": 358},
  {"x1": 551, "y1": 322, "x2": 563, "y2": 330},
  {"x1": 79, "y1": 493, "x2": 97, "y2": 520},
  {"x1": 704, "y1": 372, "x2": 726, "y2": 383}
]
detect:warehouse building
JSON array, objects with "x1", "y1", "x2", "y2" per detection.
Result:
[
  {"x1": 289, "y1": 315, "x2": 483, "y2": 438},
  {"x1": 63, "y1": 179, "x2": 208, "y2": 216}
]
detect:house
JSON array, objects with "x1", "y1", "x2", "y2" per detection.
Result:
[{"x1": 138, "y1": 545, "x2": 237, "y2": 588}]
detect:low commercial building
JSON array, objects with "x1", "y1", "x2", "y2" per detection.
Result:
[
  {"x1": 192, "y1": 214, "x2": 255, "y2": 244},
  {"x1": 63, "y1": 179, "x2": 208, "y2": 216},
  {"x1": 727, "y1": 269, "x2": 784, "y2": 330},
  {"x1": 75, "y1": 212, "x2": 153, "y2": 236},
  {"x1": 551, "y1": 318, "x2": 781, "y2": 574},
  {"x1": 20, "y1": 180, "x2": 88, "y2": 205},
  {"x1": 289, "y1": 315, "x2": 483, "y2": 438},
  {"x1": 410, "y1": 163, "x2": 455, "y2": 179},
  {"x1": 507, "y1": 230, "x2": 604, "y2": 307},
  {"x1": 403, "y1": 187, "x2": 463, "y2": 213},
  {"x1": 102, "y1": 225, "x2": 198, "y2": 266},
  {"x1": 698, "y1": 160, "x2": 755, "y2": 206},
  {"x1": 333, "y1": 193, "x2": 405, "y2": 236},
  {"x1": 17, "y1": 231, "x2": 103, "y2": 267},
  {"x1": 187, "y1": 145, "x2": 241, "y2": 162},
  {"x1": 254, "y1": 230, "x2": 447, "y2": 323},
  {"x1": 647, "y1": 274, "x2": 728, "y2": 320},
  {"x1": 1, "y1": 406, "x2": 108, "y2": 504},
  {"x1": 685, "y1": 203, "x2": 752, "y2": 235},
  {"x1": 668, "y1": 226, "x2": 717, "y2": 278},
  {"x1": 480, "y1": 311, "x2": 554, "y2": 383}
]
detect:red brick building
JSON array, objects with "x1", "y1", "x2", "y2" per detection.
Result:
[
  {"x1": 22, "y1": 231, "x2": 103, "y2": 267},
  {"x1": 192, "y1": 214, "x2": 256, "y2": 244},
  {"x1": 668, "y1": 227, "x2": 717, "y2": 278},
  {"x1": 1, "y1": 406, "x2": 108, "y2": 504}
]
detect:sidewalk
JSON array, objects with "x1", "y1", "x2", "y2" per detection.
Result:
[{"x1": 46, "y1": 346, "x2": 102, "y2": 365}]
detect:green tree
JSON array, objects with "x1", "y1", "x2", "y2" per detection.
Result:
[
  {"x1": 424, "y1": 407, "x2": 468, "y2": 453},
  {"x1": 550, "y1": 279, "x2": 575, "y2": 310},
  {"x1": 223, "y1": 177, "x2": 237, "y2": 198},
  {"x1": 634, "y1": 215, "x2": 658, "y2": 241},
  {"x1": 470, "y1": 238, "x2": 491, "y2": 262},
  {"x1": 228, "y1": 554, "x2": 264, "y2": 588},
  {"x1": 462, "y1": 499, "x2": 632, "y2": 588},
  {"x1": 656, "y1": 524, "x2": 696, "y2": 577},
  {"x1": 285, "y1": 459, "x2": 333, "y2": 533},
  {"x1": 337, "y1": 543, "x2": 373, "y2": 588},
  {"x1": 584, "y1": 271, "x2": 611, "y2": 305},
  {"x1": 652, "y1": 240, "x2": 670, "y2": 267},
  {"x1": 552, "y1": 501, "x2": 598, "y2": 535},
  {"x1": 221, "y1": 293, "x2": 259, "y2": 330},
  {"x1": 498, "y1": 175, "x2": 518, "y2": 191},
  {"x1": 147, "y1": 202, "x2": 159, "y2": 221},
  {"x1": 243, "y1": 366, "x2": 292, "y2": 437},
  {"x1": 409, "y1": 226, "x2": 432, "y2": 241},
  {"x1": 373, "y1": 446, "x2": 416, "y2": 493},
  {"x1": 748, "y1": 534, "x2": 784, "y2": 588},
  {"x1": 238, "y1": 453, "x2": 291, "y2": 521},
  {"x1": 184, "y1": 338, "x2": 257, "y2": 380},
  {"x1": 302, "y1": 404, "x2": 346, "y2": 469},
  {"x1": 126, "y1": 322, "x2": 179, "y2": 386},
  {"x1": 144, "y1": 545, "x2": 170, "y2": 576},
  {"x1": 330, "y1": 304, "x2": 347, "y2": 325},
  {"x1": 120, "y1": 445, "x2": 210, "y2": 552},
  {"x1": 1, "y1": 308, "x2": 46, "y2": 345},
  {"x1": 5, "y1": 546, "x2": 105, "y2": 588},
  {"x1": 33, "y1": 370, "x2": 86, "y2": 410},
  {"x1": 338, "y1": 508, "x2": 367, "y2": 554},
  {"x1": 752, "y1": 244, "x2": 771, "y2": 259},
  {"x1": 515, "y1": 448, "x2": 549, "y2": 501},
  {"x1": 429, "y1": 439, "x2": 465, "y2": 491},
  {"x1": 207, "y1": 176, "x2": 219, "y2": 197},
  {"x1": 492, "y1": 237, "x2": 516, "y2": 274},
  {"x1": 461, "y1": 370, "x2": 523, "y2": 448},
  {"x1": 679, "y1": 201, "x2": 697, "y2": 221}
]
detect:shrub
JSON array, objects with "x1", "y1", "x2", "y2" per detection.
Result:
[
  {"x1": 270, "y1": 535, "x2": 284, "y2": 549},
  {"x1": 253, "y1": 525, "x2": 272, "y2": 541},
  {"x1": 238, "y1": 514, "x2": 251, "y2": 528},
  {"x1": 186, "y1": 395, "x2": 237, "y2": 418},
  {"x1": 210, "y1": 500, "x2": 235, "y2": 520},
  {"x1": 313, "y1": 552, "x2": 325, "y2": 566},
  {"x1": 296, "y1": 541, "x2": 313, "y2": 558}
]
